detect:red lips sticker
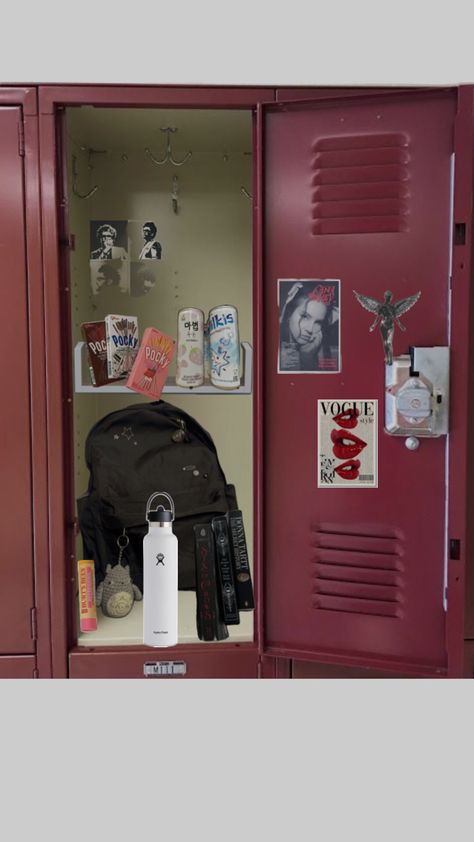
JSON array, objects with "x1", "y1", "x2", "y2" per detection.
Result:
[
  {"x1": 330, "y1": 428, "x2": 367, "y2": 460},
  {"x1": 332, "y1": 407, "x2": 360, "y2": 429},
  {"x1": 334, "y1": 459, "x2": 360, "y2": 480},
  {"x1": 319, "y1": 399, "x2": 376, "y2": 487}
]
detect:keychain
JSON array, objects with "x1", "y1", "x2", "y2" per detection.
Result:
[
  {"x1": 96, "y1": 529, "x2": 143, "y2": 618},
  {"x1": 116, "y1": 529, "x2": 129, "y2": 566}
]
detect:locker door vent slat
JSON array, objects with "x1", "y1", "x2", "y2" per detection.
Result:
[
  {"x1": 312, "y1": 524, "x2": 404, "y2": 618},
  {"x1": 311, "y1": 133, "x2": 410, "y2": 235}
]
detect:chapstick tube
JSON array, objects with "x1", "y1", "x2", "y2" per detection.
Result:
[{"x1": 78, "y1": 559, "x2": 98, "y2": 632}]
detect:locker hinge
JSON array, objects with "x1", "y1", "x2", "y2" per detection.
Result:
[
  {"x1": 257, "y1": 657, "x2": 262, "y2": 679},
  {"x1": 59, "y1": 233, "x2": 75, "y2": 251},
  {"x1": 18, "y1": 121, "x2": 25, "y2": 157},
  {"x1": 30, "y1": 607, "x2": 38, "y2": 641},
  {"x1": 33, "y1": 669, "x2": 39, "y2": 679},
  {"x1": 67, "y1": 516, "x2": 80, "y2": 537}
]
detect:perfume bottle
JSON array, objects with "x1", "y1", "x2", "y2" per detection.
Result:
[{"x1": 143, "y1": 492, "x2": 178, "y2": 648}]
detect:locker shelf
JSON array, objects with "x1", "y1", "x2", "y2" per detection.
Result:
[
  {"x1": 74, "y1": 341, "x2": 253, "y2": 395},
  {"x1": 77, "y1": 593, "x2": 254, "y2": 647}
]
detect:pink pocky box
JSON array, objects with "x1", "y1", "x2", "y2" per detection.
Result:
[{"x1": 126, "y1": 327, "x2": 176, "y2": 399}]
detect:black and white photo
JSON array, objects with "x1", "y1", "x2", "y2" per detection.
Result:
[
  {"x1": 90, "y1": 220, "x2": 128, "y2": 260},
  {"x1": 278, "y1": 279, "x2": 340, "y2": 373},
  {"x1": 139, "y1": 220, "x2": 162, "y2": 259},
  {"x1": 90, "y1": 259, "x2": 129, "y2": 295},
  {"x1": 128, "y1": 219, "x2": 163, "y2": 260},
  {"x1": 130, "y1": 261, "x2": 158, "y2": 297}
]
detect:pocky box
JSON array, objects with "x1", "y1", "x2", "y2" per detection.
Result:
[
  {"x1": 126, "y1": 326, "x2": 176, "y2": 399},
  {"x1": 81, "y1": 320, "x2": 116, "y2": 387},
  {"x1": 105, "y1": 314, "x2": 139, "y2": 379}
]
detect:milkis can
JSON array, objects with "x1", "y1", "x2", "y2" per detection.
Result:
[
  {"x1": 203, "y1": 319, "x2": 211, "y2": 381},
  {"x1": 176, "y1": 307, "x2": 204, "y2": 388},
  {"x1": 209, "y1": 305, "x2": 240, "y2": 389}
]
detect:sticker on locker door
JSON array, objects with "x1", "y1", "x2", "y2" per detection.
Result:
[
  {"x1": 317, "y1": 399, "x2": 378, "y2": 488},
  {"x1": 353, "y1": 289, "x2": 421, "y2": 366},
  {"x1": 278, "y1": 279, "x2": 340, "y2": 373}
]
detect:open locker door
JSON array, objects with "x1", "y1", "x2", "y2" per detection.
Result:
[
  {"x1": 261, "y1": 88, "x2": 459, "y2": 675},
  {"x1": 0, "y1": 106, "x2": 36, "y2": 655}
]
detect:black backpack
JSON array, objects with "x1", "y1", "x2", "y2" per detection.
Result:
[{"x1": 77, "y1": 400, "x2": 238, "y2": 591}]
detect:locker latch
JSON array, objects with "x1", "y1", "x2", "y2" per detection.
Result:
[
  {"x1": 143, "y1": 660, "x2": 187, "y2": 677},
  {"x1": 385, "y1": 346, "x2": 449, "y2": 437}
]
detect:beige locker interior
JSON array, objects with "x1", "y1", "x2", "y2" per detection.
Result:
[{"x1": 66, "y1": 107, "x2": 254, "y2": 646}]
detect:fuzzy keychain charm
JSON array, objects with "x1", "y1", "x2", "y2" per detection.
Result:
[{"x1": 96, "y1": 530, "x2": 143, "y2": 618}]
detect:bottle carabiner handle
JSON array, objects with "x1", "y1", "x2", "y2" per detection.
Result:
[{"x1": 146, "y1": 491, "x2": 175, "y2": 522}]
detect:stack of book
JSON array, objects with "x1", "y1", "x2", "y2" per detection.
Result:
[{"x1": 193, "y1": 510, "x2": 255, "y2": 641}]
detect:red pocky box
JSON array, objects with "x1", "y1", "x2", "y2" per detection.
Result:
[
  {"x1": 126, "y1": 327, "x2": 176, "y2": 399},
  {"x1": 81, "y1": 320, "x2": 117, "y2": 387}
]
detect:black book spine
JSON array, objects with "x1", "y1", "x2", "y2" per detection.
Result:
[
  {"x1": 228, "y1": 510, "x2": 255, "y2": 611},
  {"x1": 212, "y1": 516, "x2": 240, "y2": 625},
  {"x1": 193, "y1": 524, "x2": 228, "y2": 641}
]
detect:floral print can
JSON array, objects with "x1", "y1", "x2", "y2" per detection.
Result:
[{"x1": 176, "y1": 307, "x2": 205, "y2": 388}]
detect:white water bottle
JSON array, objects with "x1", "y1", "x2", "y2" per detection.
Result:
[{"x1": 143, "y1": 492, "x2": 178, "y2": 648}]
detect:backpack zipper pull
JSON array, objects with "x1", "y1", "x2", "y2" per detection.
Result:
[{"x1": 172, "y1": 418, "x2": 187, "y2": 443}]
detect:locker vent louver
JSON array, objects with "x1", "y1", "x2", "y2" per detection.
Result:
[
  {"x1": 311, "y1": 133, "x2": 410, "y2": 235},
  {"x1": 312, "y1": 523, "x2": 405, "y2": 618}
]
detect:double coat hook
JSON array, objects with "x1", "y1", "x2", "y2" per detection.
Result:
[{"x1": 145, "y1": 127, "x2": 192, "y2": 167}]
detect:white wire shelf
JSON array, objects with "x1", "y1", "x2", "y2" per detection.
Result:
[{"x1": 74, "y1": 341, "x2": 253, "y2": 395}]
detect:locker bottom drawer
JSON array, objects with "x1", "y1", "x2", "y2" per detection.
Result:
[
  {"x1": 69, "y1": 644, "x2": 259, "y2": 678},
  {"x1": 0, "y1": 655, "x2": 36, "y2": 678}
]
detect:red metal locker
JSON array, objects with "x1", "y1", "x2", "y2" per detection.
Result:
[
  {"x1": 0, "y1": 105, "x2": 36, "y2": 655},
  {"x1": 38, "y1": 84, "x2": 273, "y2": 678},
  {"x1": 34, "y1": 83, "x2": 474, "y2": 678},
  {"x1": 261, "y1": 88, "x2": 474, "y2": 677},
  {"x1": 0, "y1": 656, "x2": 37, "y2": 679},
  {"x1": 0, "y1": 87, "x2": 51, "y2": 676}
]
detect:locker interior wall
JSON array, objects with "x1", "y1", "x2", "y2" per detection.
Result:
[{"x1": 65, "y1": 107, "x2": 254, "y2": 645}]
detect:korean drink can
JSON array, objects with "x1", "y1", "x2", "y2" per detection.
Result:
[
  {"x1": 176, "y1": 307, "x2": 204, "y2": 388},
  {"x1": 203, "y1": 319, "x2": 211, "y2": 381},
  {"x1": 209, "y1": 305, "x2": 240, "y2": 389}
]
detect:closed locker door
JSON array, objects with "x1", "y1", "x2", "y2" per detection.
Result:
[
  {"x1": 0, "y1": 107, "x2": 35, "y2": 654},
  {"x1": 263, "y1": 91, "x2": 455, "y2": 671}
]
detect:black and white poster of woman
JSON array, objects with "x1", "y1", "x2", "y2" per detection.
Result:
[{"x1": 278, "y1": 279, "x2": 341, "y2": 373}]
